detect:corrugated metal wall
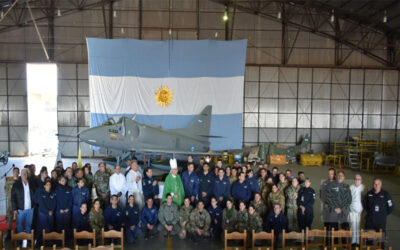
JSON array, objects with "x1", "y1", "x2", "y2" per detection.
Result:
[
  {"x1": 244, "y1": 67, "x2": 400, "y2": 152},
  {"x1": 0, "y1": 63, "x2": 28, "y2": 156},
  {"x1": 1, "y1": 63, "x2": 398, "y2": 156}
]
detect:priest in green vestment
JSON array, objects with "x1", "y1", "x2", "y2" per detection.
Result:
[{"x1": 162, "y1": 158, "x2": 185, "y2": 206}]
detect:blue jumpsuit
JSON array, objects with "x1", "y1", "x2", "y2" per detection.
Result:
[
  {"x1": 140, "y1": 205, "x2": 158, "y2": 236},
  {"x1": 104, "y1": 205, "x2": 124, "y2": 231},
  {"x1": 125, "y1": 204, "x2": 141, "y2": 243},
  {"x1": 213, "y1": 176, "x2": 230, "y2": 208},
  {"x1": 198, "y1": 172, "x2": 214, "y2": 207},
  {"x1": 297, "y1": 186, "x2": 316, "y2": 230},
  {"x1": 232, "y1": 180, "x2": 251, "y2": 206},
  {"x1": 72, "y1": 185, "x2": 90, "y2": 218},
  {"x1": 247, "y1": 176, "x2": 260, "y2": 199},
  {"x1": 265, "y1": 211, "x2": 288, "y2": 242},
  {"x1": 142, "y1": 175, "x2": 159, "y2": 201},
  {"x1": 208, "y1": 205, "x2": 223, "y2": 238},
  {"x1": 56, "y1": 184, "x2": 73, "y2": 235},
  {"x1": 181, "y1": 170, "x2": 200, "y2": 200},
  {"x1": 34, "y1": 188, "x2": 56, "y2": 245},
  {"x1": 73, "y1": 212, "x2": 91, "y2": 245},
  {"x1": 73, "y1": 211, "x2": 91, "y2": 232}
]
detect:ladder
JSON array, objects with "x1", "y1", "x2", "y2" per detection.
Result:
[{"x1": 346, "y1": 146, "x2": 360, "y2": 169}]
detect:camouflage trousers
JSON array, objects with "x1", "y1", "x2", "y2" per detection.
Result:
[
  {"x1": 179, "y1": 222, "x2": 190, "y2": 239},
  {"x1": 158, "y1": 223, "x2": 181, "y2": 236},
  {"x1": 188, "y1": 226, "x2": 210, "y2": 237},
  {"x1": 6, "y1": 199, "x2": 13, "y2": 230},
  {"x1": 98, "y1": 193, "x2": 110, "y2": 209},
  {"x1": 287, "y1": 207, "x2": 299, "y2": 232}
]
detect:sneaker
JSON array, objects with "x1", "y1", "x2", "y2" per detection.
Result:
[{"x1": 22, "y1": 240, "x2": 27, "y2": 248}]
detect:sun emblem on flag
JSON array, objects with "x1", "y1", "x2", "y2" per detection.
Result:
[{"x1": 155, "y1": 85, "x2": 173, "y2": 107}]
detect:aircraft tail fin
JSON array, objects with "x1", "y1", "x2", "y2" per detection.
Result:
[{"x1": 177, "y1": 105, "x2": 212, "y2": 139}]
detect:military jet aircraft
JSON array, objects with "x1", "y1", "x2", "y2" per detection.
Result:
[{"x1": 58, "y1": 105, "x2": 221, "y2": 163}]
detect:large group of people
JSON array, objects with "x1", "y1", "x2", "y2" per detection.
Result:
[{"x1": 3, "y1": 156, "x2": 394, "y2": 248}]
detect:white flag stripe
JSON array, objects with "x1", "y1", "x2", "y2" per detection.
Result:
[{"x1": 89, "y1": 75, "x2": 244, "y2": 115}]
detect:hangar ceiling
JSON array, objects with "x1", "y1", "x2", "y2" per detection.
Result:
[
  {"x1": 212, "y1": 0, "x2": 400, "y2": 67},
  {"x1": 0, "y1": 0, "x2": 399, "y2": 67}
]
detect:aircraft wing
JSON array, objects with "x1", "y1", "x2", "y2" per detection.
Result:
[{"x1": 133, "y1": 148, "x2": 222, "y2": 156}]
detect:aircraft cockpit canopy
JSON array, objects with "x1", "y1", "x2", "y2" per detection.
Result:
[{"x1": 102, "y1": 117, "x2": 116, "y2": 126}]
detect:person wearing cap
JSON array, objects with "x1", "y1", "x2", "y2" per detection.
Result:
[
  {"x1": 162, "y1": 159, "x2": 185, "y2": 206},
  {"x1": 297, "y1": 178, "x2": 316, "y2": 230}
]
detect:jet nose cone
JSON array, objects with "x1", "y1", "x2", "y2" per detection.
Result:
[{"x1": 79, "y1": 128, "x2": 97, "y2": 144}]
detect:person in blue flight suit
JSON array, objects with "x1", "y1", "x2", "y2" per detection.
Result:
[
  {"x1": 208, "y1": 197, "x2": 223, "y2": 239},
  {"x1": 181, "y1": 162, "x2": 200, "y2": 206},
  {"x1": 142, "y1": 168, "x2": 159, "y2": 207},
  {"x1": 73, "y1": 202, "x2": 91, "y2": 245},
  {"x1": 213, "y1": 168, "x2": 230, "y2": 209},
  {"x1": 232, "y1": 172, "x2": 251, "y2": 208},
  {"x1": 140, "y1": 197, "x2": 158, "y2": 240},
  {"x1": 297, "y1": 178, "x2": 316, "y2": 230},
  {"x1": 364, "y1": 178, "x2": 394, "y2": 248},
  {"x1": 72, "y1": 178, "x2": 90, "y2": 218},
  {"x1": 34, "y1": 178, "x2": 56, "y2": 246},
  {"x1": 266, "y1": 203, "x2": 288, "y2": 244},
  {"x1": 73, "y1": 202, "x2": 91, "y2": 231},
  {"x1": 198, "y1": 163, "x2": 214, "y2": 208},
  {"x1": 56, "y1": 175, "x2": 73, "y2": 237},
  {"x1": 125, "y1": 195, "x2": 141, "y2": 244},
  {"x1": 246, "y1": 170, "x2": 260, "y2": 200},
  {"x1": 104, "y1": 195, "x2": 125, "y2": 231}
]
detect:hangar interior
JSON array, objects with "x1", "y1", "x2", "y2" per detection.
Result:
[{"x1": 1, "y1": 0, "x2": 400, "y2": 157}]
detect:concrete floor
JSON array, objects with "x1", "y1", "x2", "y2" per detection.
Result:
[{"x1": 1, "y1": 157, "x2": 399, "y2": 249}]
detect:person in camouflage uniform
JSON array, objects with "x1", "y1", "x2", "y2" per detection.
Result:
[
  {"x1": 268, "y1": 184, "x2": 285, "y2": 212},
  {"x1": 248, "y1": 204, "x2": 263, "y2": 233},
  {"x1": 158, "y1": 193, "x2": 181, "y2": 236},
  {"x1": 94, "y1": 162, "x2": 111, "y2": 208},
  {"x1": 250, "y1": 193, "x2": 267, "y2": 218},
  {"x1": 187, "y1": 201, "x2": 211, "y2": 243},
  {"x1": 4, "y1": 167, "x2": 19, "y2": 239},
  {"x1": 223, "y1": 199, "x2": 237, "y2": 233},
  {"x1": 83, "y1": 164, "x2": 93, "y2": 190},
  {"x1": 257, "y1": 168, "x2": 268, "y2": 192},
  {"x1": 285, "y1": 177, "x2": 301, "y2": 232},
  {"x1": 178, "y1": 197, "x2": 193, "y2": 239},
  {"x1": 89, "y1": 199, "x2": 105, "y2": 245},
  {"x1": 229, "y1": 168, "x2": 238, "y2": 186},
  {"x1": 277, "y1": 173, "x2": 288, "y2": 194},
  {"x1": 261, "y1": 178, "x2": 274, "y2": 208},
  {"x1": 324, "y1": 170, "x2": 352, "y2": 230},
  {"x1": 236, "y1": 201, "x2": 248, "y2": 232}
]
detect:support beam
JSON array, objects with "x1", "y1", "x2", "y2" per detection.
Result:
[
  {"x1": 281, "y1": 4, "x2": 288, "y2": 65},
  {"x1": 196, "y1": 0, "x2": 200, "y2": 39},
  {"x1": 108, "y1": 0, "x2": 113, "y2": 39},
  {"x1": 138, "y1": 0, "x2": 142, "y2": 39},
  {"x1": 224, "y1": 4, "x2": 229, "y2": 41},
  {"x1": 334, "y1": 14, "x2": 341, "y2": 66},
  {"x1": 48, "y1": 0, "x2": 55, "y2": 61},
  {"x1": 387, "y1": 33, "x2": 396, "y2": 66}
]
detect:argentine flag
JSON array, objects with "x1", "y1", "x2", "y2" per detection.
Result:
[{"x1": 87, "y1": 39, "x2": 247, "y2": 150}]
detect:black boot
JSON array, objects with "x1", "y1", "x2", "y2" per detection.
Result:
[{"x1": 5, "y1": 229, "x2": 11, "y2": 240}]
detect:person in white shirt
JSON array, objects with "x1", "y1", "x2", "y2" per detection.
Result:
[
  {"x1": 126, "y1": 160, "x2": 144, "y2": 209},
  {"x1": 350, "y1": 174, "x2": 365, "y2": 247},
  {"x1": 109, "y1": 165, "x2": 126, "y2": 208}
]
